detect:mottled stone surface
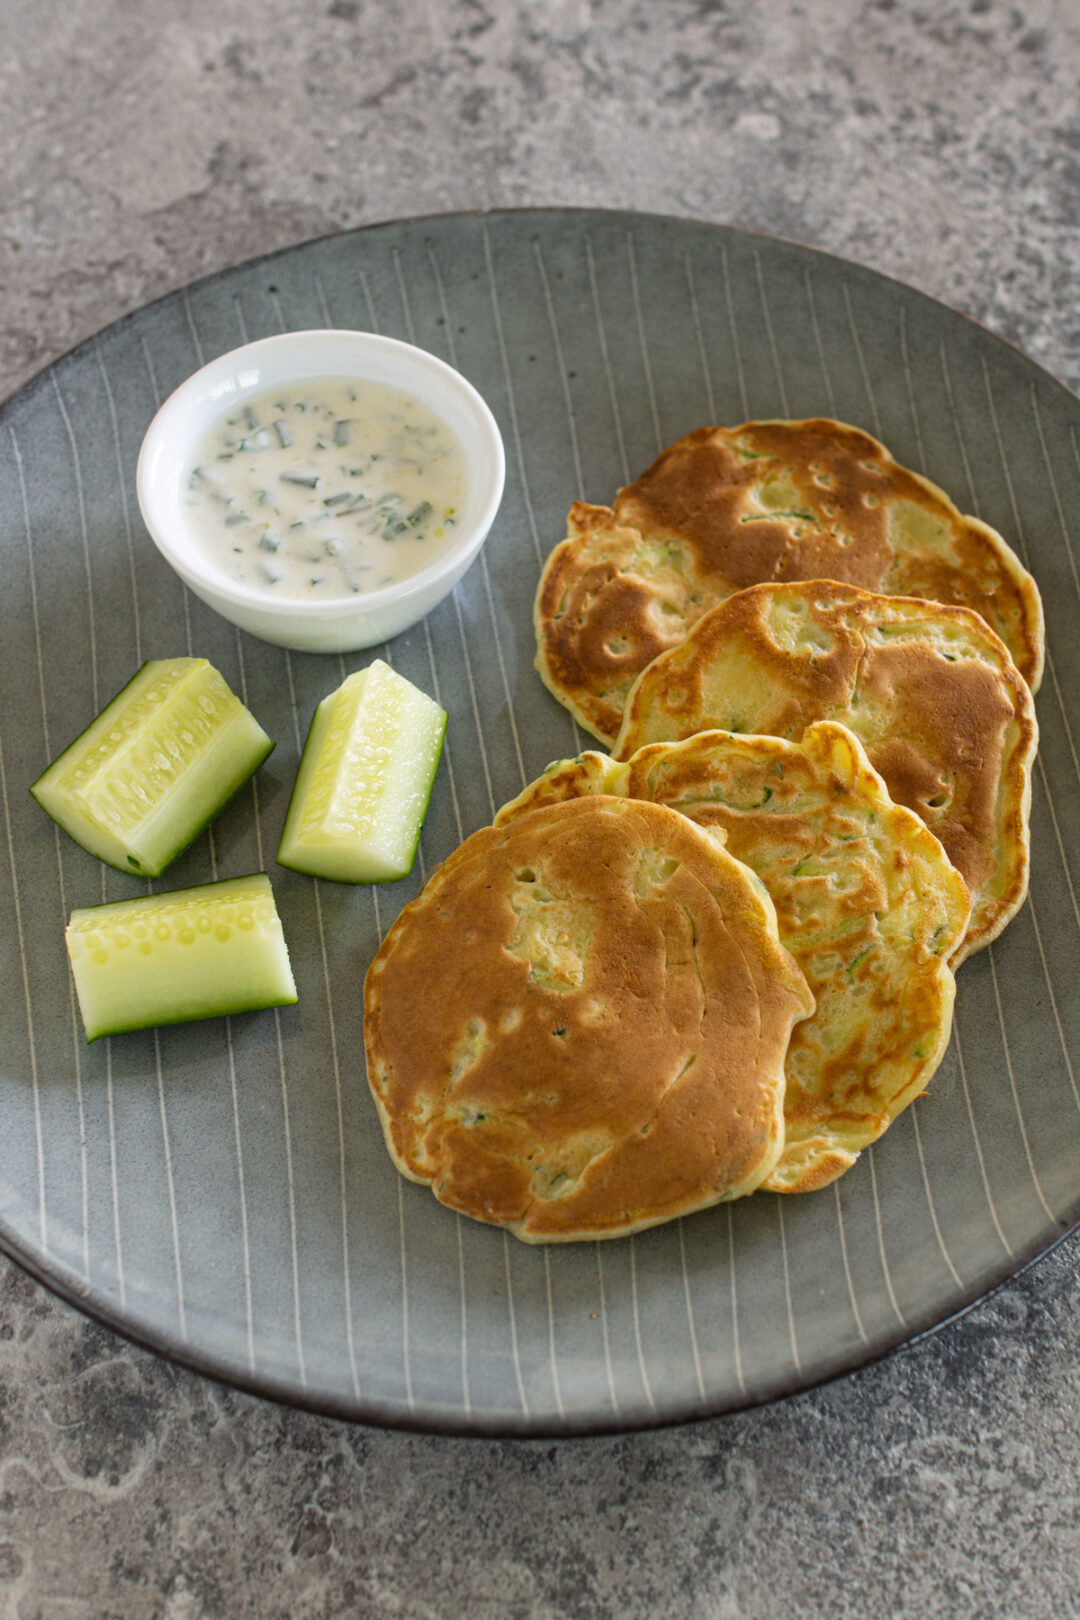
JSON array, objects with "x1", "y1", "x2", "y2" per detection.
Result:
[{"x1": 2, "y1": 0, "x2": 1079, "y2": 1614}]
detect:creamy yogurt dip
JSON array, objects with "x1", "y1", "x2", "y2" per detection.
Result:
[{"x1": 183, "y1": 377, "x2": 469, "y2": 598}]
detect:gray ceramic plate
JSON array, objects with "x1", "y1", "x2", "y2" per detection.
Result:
[{"x1": 1, "y1": 209, "x2": 1078, "y2": 1436}]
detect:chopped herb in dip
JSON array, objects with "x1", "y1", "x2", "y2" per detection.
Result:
[{"x1": 184, "y1": 378, "x2": 468, "y2": 597}]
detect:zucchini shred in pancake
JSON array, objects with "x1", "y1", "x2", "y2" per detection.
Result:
[
  {"x1": 614, "y1": 580, "x2": 1037, "y2": 962},
  {"x1": 363, "y1": 795, "x2": 814, "y2": 1241},
  {"x1": 534, "y1": 418, "x2": 1043, "y2": 744},
  {"x1": 496, "y1": 723, "x2": 970, "y2": 1193}
]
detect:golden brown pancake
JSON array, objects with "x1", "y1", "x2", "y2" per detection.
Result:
[
  {"x1": 613, "y1": 580, "x2": 1036, "y2": 960},
  {"x1": 535, "y1": 418, "x2": 1044, "y2": 743},
  {"x1": 364, "y1": 795, "x2": 814, "y2": 1241},
  {"x1": 497, "y1": 723, "x2": 970, "y2": 1192}
]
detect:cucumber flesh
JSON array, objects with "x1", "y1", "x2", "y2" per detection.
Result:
[
  {"x1": 31, "y1": 658, "x2": 274, "y2": 877},
  {"x1": 66, "y1": 873, "x2": 297, "y2": 1041},
  {"x1": 277, "y1": 659, "x2": 446, "y2": 883}
]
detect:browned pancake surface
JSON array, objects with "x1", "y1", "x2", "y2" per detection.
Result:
[
  {"x1": 535, "y1": 419, "x2": 1043, "y2": 742},
  {"x1": 614, "y1": 581, "x2": 1037, "y2": 959},
  {"x1": 364, "y1": 796, "x2": 813, "y2": 1241}
]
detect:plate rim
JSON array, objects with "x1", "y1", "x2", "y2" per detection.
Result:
[
  {"x1": 2, "y1": 1204, "x2": 1074, "y2": 1438},
  {"x1": 2, "y1": 204, "x2": 1078, "y2": 1437}
]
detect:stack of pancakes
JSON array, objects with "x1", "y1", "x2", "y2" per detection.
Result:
[{"x1": 364, "y1": 419, "x2": 1042, "y2": 1242}]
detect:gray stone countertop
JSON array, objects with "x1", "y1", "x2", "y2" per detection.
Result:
[{"x1": 2, "y1": 1, "x2": 1079, "y2": 1614}]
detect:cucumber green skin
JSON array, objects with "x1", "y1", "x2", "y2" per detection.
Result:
[
  {"x1": 30, "y1": 660, "x2": 274, "y2": 877},
  {"x1": 66, "y1": 872, "x2": 297, "y2": 1041},
  {"x1": 277, "y1": 682, "x2": 446, "y2": 885},
  {"x1": 389, "y1": 706, "x2": 446, "y2": 882},
  {"x1": 80, "y1": 986, "x2": 295, "y2": 1043}
]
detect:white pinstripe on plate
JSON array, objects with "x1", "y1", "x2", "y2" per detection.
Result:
[
  {"x1": 50, "y1": 374, "x2": 99, "y2": 713},
  {"x1": 1031, "y1": 384, "x2": 1080, "y2": 609},
  {"x1": 868, "y1": 1149, "x2": 906, "y2": 1329},
  {"x1": 683, "y1": 252, "x2": 718, "y2": 427},
  {"x1": 0, "y1": 724, "x2": 47, "y2": 1252},
  {"x1": 1022, "y1": 881, "x2": 1080, "y2": 1116},
  {"x1": 952, "y1": 1020, "x2": 1014, "y2": 1260},
  {"x1": 629, "y1": 1238, "x2": 657, "y2": 1411},
  {"x1": 473, "y1": 226, "x2": 585, "y2": 755},
  {"x1": 542, "y1": 1248, "x2": 566, "y2": 1420},
  {"x1": 534, "y1": 238, "x2": 587, "y2": 491},
  {"x1": 313, "y1": 272, "x2": 333, "y2": 330},
  {"x1": 832, "y1": 1182, "x2": 869, "y2": 1347},
  {"x1": 720, "y1": 245, "x2": 750, "y2": 422},
  {"x1": 626, "y1": 232, "x2": 663, "y2": 453},
  {"x1": 456, "y1": 1216, "x2": 473, "y2": 1420},
  {"x1": 676, "y1": 1221, "x2": 707, "y2": 1402},
  {"x1": 139, "y1": 333, "x2": 195, "y2": 654},
  {"x1": 50, "y1": 377, "x2": 131, "y2": 1306},
  {"x1": 151, "y1": 1028, "x2": 187, "y2": 1339},
  {"x1": 909, "y1": 1107, "x2": 964, "y2": 1291},
  {"x1": 898, "y1": 304, "x2": 927, "y2": 469},
  {"x1": 776, "y1": 1195, "x2": 802, "y2": 1376},
  {"x1": 753, "y1": 249, "x2": 791, "y2": 419},
  {"x1": 9, "y1": 424, "x2": 87, "y2": 1273},
  {"x1": 504, "y1": 1234, "x2": 531, "y2": 1419},
  {"x1": 96, "y1": 343, "x2": 142, "y2": 666},
  {"x1": 804, "y1": 268, "x2": 838, "y2": 420},
  {"x1": 395, "y1": 1177, "x2": 415, "y2": 1411},
  {"x1": 726, "y1": 1203, "x2": 746, "y2": 1398},
  {"x1": 356, "y1": 268, "x2": 378, "y2": 334},
  {"x1": 103, "y1": 1037, "x2": 125, "y2": 1308},
  {"x1": 842, "y1": 281, "x2": 883, "y2": 441},
  {"x1": 987, "y1": 945, "x2": 1056, "y2": 1224},
  {"x1": 594, "y1": 1245, "x2": 620, "y2": 1416},
  {"x1": 592, "y1": 236, "x2": 634, "y2": 480}
]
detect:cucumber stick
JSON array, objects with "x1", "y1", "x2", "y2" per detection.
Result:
[
  {"x1": 31, "y1": 658, "x2": 273, "y2": 877},
  {"x1": 278, "y1": 660, "x2": 446, "y2": 883},
  {"x1": 66, "y1": 873, "x2": 297, "y2": 1041}
]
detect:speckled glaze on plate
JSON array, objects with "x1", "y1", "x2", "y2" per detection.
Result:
[{"x1": 1, "y1": 209, "x2": 1078, "y2": 1437}]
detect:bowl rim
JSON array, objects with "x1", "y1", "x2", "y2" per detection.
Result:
[{"x1": 135, "y1": 328, "x2": 506, "y2": 620}]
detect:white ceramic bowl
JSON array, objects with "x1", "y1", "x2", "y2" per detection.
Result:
[{"x1": 136, "y1": 330, "x2": 506, "y2": 653}]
